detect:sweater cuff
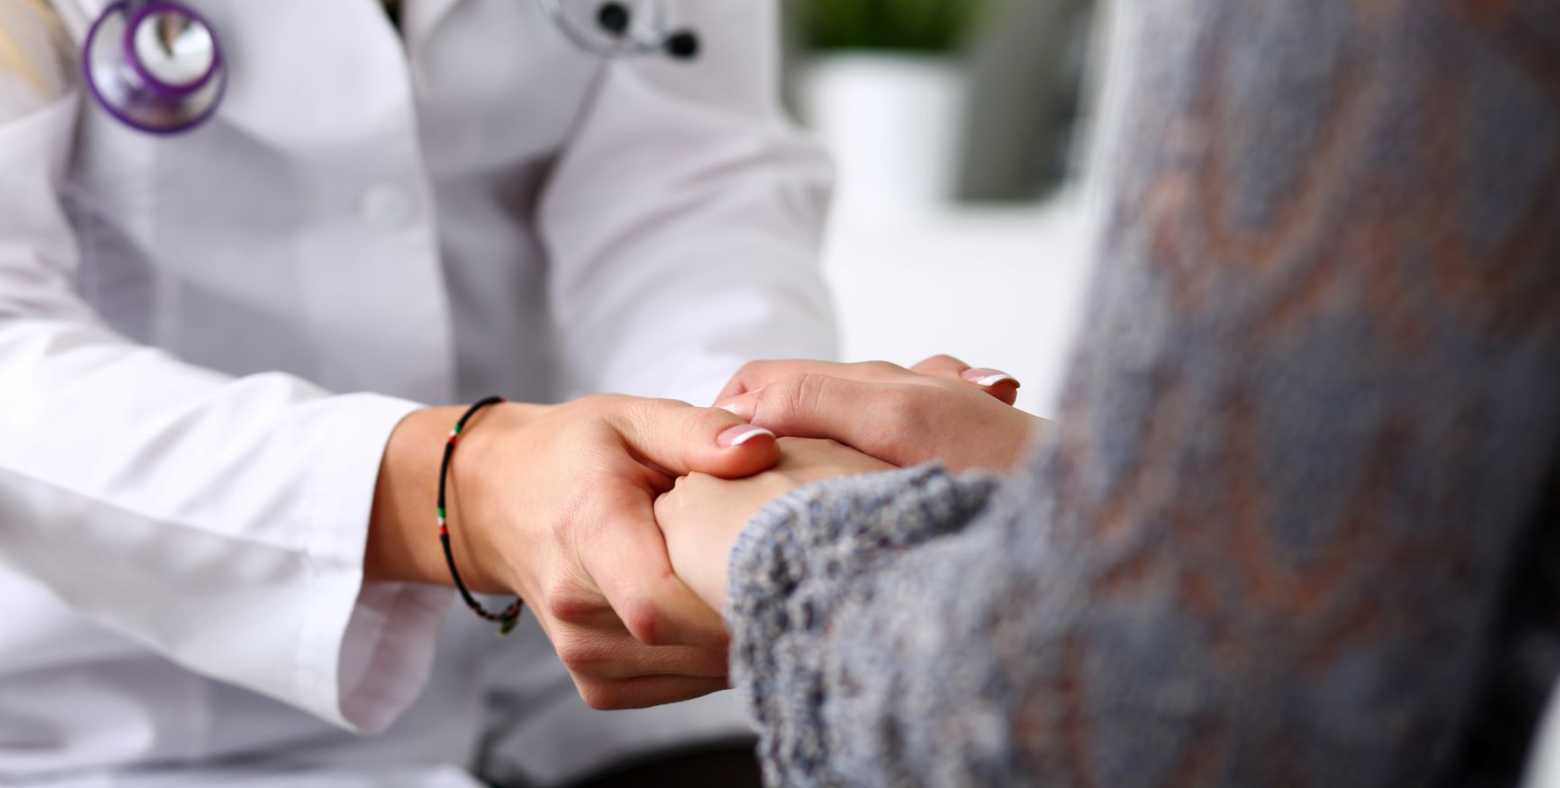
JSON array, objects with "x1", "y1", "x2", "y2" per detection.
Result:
[{"x1": 726, "y1": 463, "x2": 998, "y2": 776}]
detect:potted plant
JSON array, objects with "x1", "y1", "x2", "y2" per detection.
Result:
[
  {"x1": 789, "y1": 0, "x2": 986, "y2": 210},
  {"x1": 794, "y1": 0, "x2": 983, "y2": 53}
]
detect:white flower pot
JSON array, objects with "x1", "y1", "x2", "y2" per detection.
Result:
[{"x1": 797, "y1": 53, "x2": 965, "y2": 213}]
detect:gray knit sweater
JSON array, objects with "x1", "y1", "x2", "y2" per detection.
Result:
[{"x1": 725, "y1": 1, "x2": 1560, "y2": 786}]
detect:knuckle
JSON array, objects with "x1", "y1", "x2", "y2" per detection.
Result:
[
  {"x1": 554, "y1": 636, "x2": 596, "y2": 674},
  {"x1": 617, "y1": 589, "x2": 680, "y2": 646},
  {"x1": 653, "y1": 486, "x2": 684, "y2": 520},
  {"x1": 651, "y1": 396, "x2": 689, "y2": 408},
  {"x1": 672, "y1": 472, "x2": 712, "y2": 493},
  {"x1": 576, "y1": 680, "x2": 624, "y2": 710},
  {"x1": 542, "y1": 582, "x2": 599, "y2": 626},
  {"x1": 620, "y1": 396, "x2": 695, "y2": 444},
  {"x1": 854, "y1": 360, "x2": 902, "y2": 376},
  {"x1": 570, "y1": 393, "x2": 609, "y2": 412},
  {"x1": 771, "y1": 373, "x2": 823, "y2": 423},
  {"x1": 651, "y1": 497, "x2": 679, "y2": 532},
  {"x1": 733, "y1": 360, "x2": 768, "y2": 381},
  {"x1": 619, "y1": 599, "x2": 665, "y2": 646},
  {"x1": 744, "y1": 382, "x2": 784, "y2": 425},
  {"x1": 656, "y1": 475, "x2": 709, "y2": 522},
  {"x1": 926, "y1": 375, "x2": 970, "y2": 395},
  {"x1": 652, "y1": 489, "x2": 673, "y2": 515},
  {"x1": 628, "y1": 395, "x2": 680, "y2": 421}
]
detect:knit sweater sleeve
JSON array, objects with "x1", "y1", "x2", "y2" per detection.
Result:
[{"x1": 725, "y1": 0, "x2": 1560, "y2": 785}]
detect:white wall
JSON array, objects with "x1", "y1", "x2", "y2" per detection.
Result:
[
  {"x1": 820, "y1": 193, "x2": 1096, "y2": 418},
  {"x1": 797, "y1": 50, "x2": 1101, "y2": 420}
]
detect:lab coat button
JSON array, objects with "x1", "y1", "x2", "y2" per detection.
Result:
[{"x1": 358, "y1": 184, "x2": 416, "y2": 228}]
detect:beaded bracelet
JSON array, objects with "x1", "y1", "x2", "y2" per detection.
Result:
[{"x1": 438, "y1": 396, "x2": 523, "y2": 635}]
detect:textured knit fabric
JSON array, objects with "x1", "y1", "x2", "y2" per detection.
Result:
[{"x1": 725, "y1": 0, "x2": 1560, "y2": 786}]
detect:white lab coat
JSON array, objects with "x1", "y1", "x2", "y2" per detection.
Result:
[{"x1": 0, "y1": 0, "x2": 836, "y2": 784}]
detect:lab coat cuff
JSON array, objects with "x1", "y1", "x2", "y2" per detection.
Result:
[
  {"x1": 333, "y1": 580, "x2": 453, "y2": 734},
  {"x1": 294, "y1": 393, "x2": 451, "y2": 734}
]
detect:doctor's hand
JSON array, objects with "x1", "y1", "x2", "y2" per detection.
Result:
[
  {"x1": 715, "y1": 356, "x2": 1046, "y2": 473},
  {"x1": 366, "y1": 396, "x2": 780, "y2": 709},
  {"x1": 655, "y1": 438, "x2": 894, "y2": 613}
]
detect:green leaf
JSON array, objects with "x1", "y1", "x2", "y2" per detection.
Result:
[{"x1": 795, "y1": 0, "x2": 985, "y2": 53}]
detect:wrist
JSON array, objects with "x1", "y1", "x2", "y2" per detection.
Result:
[
  {"x1": 1008, "y1": 413, "x2": 1049, "y2": 469},
  {"x1": 366, "y1": 402, "x2": 542, "y2": 595},
  {"x1": 445, "y1": 401, "x2": 543, "y2": 594},
  {"x1": 367, "y1": 406, "x2": 462, "y2": 587}
]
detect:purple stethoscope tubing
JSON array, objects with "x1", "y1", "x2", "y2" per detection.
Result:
[{"x1": 81, "y1": 0, "x2": 225, "y2": 135}]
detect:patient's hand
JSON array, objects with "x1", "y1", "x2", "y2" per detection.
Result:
[
  {"x1": 655, "y1": 437, "x2": 894, "y2": 612},
  {"x1": 715, "y1": 357, "x2": 1046, "y2": 472}
]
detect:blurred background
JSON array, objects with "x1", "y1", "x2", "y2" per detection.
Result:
[{"x1": 781, "y1": 0, "x2": 1103, "y2": 416}]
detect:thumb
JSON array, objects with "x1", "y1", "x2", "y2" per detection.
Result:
[{"x1": 606, "y1": 398, "x2": 780, "y2": 479}]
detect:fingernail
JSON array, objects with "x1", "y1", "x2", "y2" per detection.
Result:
[
  {"x1": 717, "y1": 398, "x2": 755, "y2": 419},
  {"x1": 717, "y1": 424, "x2": 774, "y2": 448},
  {"x1": 962, "y1": 368, "x2": 1020, "y2": 388}
]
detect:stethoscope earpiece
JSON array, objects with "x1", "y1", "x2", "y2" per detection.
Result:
[
  {"x1": 663, "y1": 30, "x2": 699, "y2": 60},
  {"x1": 590, "y1": 1, "x2": 700, "y2": 61},
  {"x1": 596, "y1": 2, "x2": 631, "y2": 36}
]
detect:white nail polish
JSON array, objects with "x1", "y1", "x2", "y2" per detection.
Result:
[
  {"x1": 972, "y1": 373, "x2": 1016, "y2": 387},
  {"x1": 727, "y1": 427, "x2": 774, "y2": 446},
  {"x1": 717, "y1": 403, "x2": 744, "y2": 416}
]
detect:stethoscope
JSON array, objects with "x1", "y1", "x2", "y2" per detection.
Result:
[{"x1": 81, "y1": 0, "x2": 701, "y2": 135}]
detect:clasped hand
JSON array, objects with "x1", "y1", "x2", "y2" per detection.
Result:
[
  {"x1": 373, "y1": 356, "x2": 1039, "y2": 711},
  {"x1": 657, "y1": 355, "x2": 1044, "y2": 626}
]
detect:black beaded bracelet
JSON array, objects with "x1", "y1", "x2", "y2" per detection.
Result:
[{"x1": 438, "y1": 396, "x2": 523, "y2": 635}]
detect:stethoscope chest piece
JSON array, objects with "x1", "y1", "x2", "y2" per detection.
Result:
[{"x1": 83, "y1": 1, "x2": 225, "y2": 135}]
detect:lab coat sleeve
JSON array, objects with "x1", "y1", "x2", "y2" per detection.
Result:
[
  {"x1": 539, "y1": 0, "x2": 838, "y2": 405},
  {"x1": 0, "y1": 86, "x2": 448, "y2": 733}
]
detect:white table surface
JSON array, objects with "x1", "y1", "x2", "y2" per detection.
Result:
[{"x1": 821, "y1": 189, "x2": 1098, "y2": 418}]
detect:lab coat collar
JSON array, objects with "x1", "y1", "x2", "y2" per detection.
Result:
[{"x1": 402, "y1": 0, "x2": 463, "y2": 56}]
